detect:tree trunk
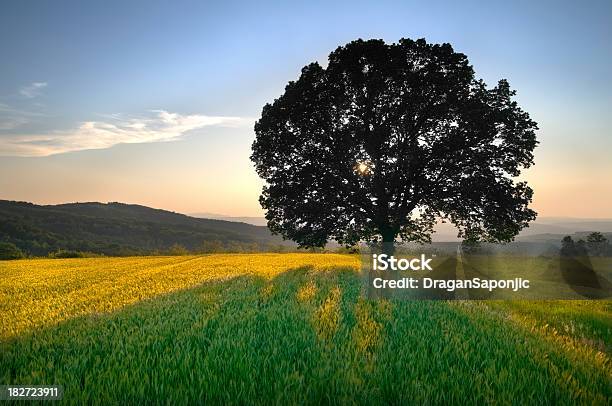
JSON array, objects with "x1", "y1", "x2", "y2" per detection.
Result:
[
  {"x1": 376, "y1": 227, "x2": 397, "y2": 300},
  {"x1": 381, "y1": 228, "x2": 396, "y2": 257}
]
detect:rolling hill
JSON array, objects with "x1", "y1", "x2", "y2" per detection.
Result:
[
  {"x1": 3, "y1": 199, "x2": 610, "y2": 257},
  {"x1": 193, "y1": 212, "x2": 612, "y2": 244},
  {"x1": 0, "y1": 200, "x2": 291, "y2": 256}
]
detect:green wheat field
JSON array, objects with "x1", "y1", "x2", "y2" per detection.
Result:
[{"x1": 1, "y1": 254, "x2": 610, "y2": 404}]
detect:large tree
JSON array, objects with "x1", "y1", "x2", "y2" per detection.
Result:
[{"x1": 251, "y1": 38, "x2": 538, "y2": 250}]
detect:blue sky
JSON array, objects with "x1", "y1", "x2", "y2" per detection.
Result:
[{"x1": 0, "y1": 0, "x2": 610, "y2": 216}]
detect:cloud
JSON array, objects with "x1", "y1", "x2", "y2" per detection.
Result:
[
  {"x1": 19, "y1": 82, "x2": 48, "y2": 98},
  {"x1": 0, "y1": 103, "x2": 47, "y2": 130},
  {"x1": 0, "y1": 116, "x2": 29, "y2": 130},
  {"x1": 0, "y1": 110, "x2": 250, "y2": 157}
]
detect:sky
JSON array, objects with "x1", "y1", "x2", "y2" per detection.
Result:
[{"x1": 0, "y1": 0, "x2": 611, "y2": 218}]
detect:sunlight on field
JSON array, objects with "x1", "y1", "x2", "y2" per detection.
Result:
[
  {"x1": 0, "y1": 254, "x2": 610, "y2": 404},
  {"x1": 0, "y1": 254, "x2": 358, "y2": 338}
]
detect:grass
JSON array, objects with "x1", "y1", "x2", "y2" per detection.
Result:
[{"x1": 0, "y1": 254, "x2": 610, "y2": 404}]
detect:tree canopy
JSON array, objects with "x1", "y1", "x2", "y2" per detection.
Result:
[{"x1": 251, "y1": 38, "x2": 538, "y2": 248}]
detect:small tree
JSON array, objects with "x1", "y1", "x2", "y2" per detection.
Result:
[
  {"x1": 561, "y1": 235, "x2": 588, "y2": 257},
  {"x1": 50, "y1": 249, "x2": 84, "y2": 258},
  {"x1": 201, "y1": 240, "x2": 225, "y2": 253},
  {"x1": 168, "y1": 243, "x2": 189, "y2": 256},
  {"x1": 560, "y1": 235, "x2": 575, "y2": 256},
  {"x1": 586, "y1": 232, "x2": 609, "y2": 256},
  {"x1": 576, "y1": 239, "x2": 588, "y2": 256},
  {"x1": 252, "y1": 38, "x2": 538, "y2": 252},
  {"x1": 0, "y1": 242, "x2": 24, "y2": 260}
]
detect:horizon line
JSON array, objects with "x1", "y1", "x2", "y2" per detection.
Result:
[{"x1": 2, "y1": 198, "x2": 612, "y2": 222}]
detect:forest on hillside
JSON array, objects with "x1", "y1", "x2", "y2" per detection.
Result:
[{"x1": 0, "y1": 200, "x2": 292, "y2": 257}]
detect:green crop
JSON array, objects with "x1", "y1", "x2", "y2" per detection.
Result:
[{"x1": 1, "y1": 255, "x2": 610, "y2": 404}]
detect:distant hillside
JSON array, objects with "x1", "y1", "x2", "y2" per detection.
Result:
[
  {"x1": 191, "y1": 213, "x2": 268, "y2": 226},
  {"x1": 433, "y1": 218, "x2": 612, "y2": 242},
  {"x1": 0, "y1": 200, "x2": 291, "y2": 256},
  {"x1": 191, "y1": 214, "x2": 612, "y2": 242},
  {"x1": 3, "y1": 200, "x2": 609, "y2": 257}
]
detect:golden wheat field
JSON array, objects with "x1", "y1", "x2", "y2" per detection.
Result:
[
  {"x1": 0, "y1": 254, "x2": 358, "y2": 339},
  {"x1": 1, "y1": 254, "x2": 611, "y2": 404}
]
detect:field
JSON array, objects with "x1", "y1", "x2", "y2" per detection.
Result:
[{"x1": 1, "y1": 254, "x2": 611, "y2": 404}]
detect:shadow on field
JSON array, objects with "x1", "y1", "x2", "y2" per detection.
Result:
[
  {"x1": 558, "y1": 255, "x2": 612, "y2": 299},
  {"x1": 1, "y1": 263, "x2": 610, "y2": 404},
  {"x1": 0, "y1": 264, "x2": 359, "y2": 403},
  {"x1": 407, "y1": 255, "x2": 458, "y2": 300},
  {"x1": 460, "y1": 253, "x2": 612, "y2": 299},
  {"x1": 365, "y1": 255, "x2": 458, "y2": 300}
]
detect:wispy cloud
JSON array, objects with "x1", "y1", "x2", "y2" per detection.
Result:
[
  {"x1": 0, "y1": 110, "x2": 249, "y2": 157},
  {"x1": 0, "y1": 116, "x2": 29, "y2": 130},
  {"x1": 0, "y1": 103, "x2": 47, "y2": 130},
  {"x1": 19, "y1": 82, "x2": 48, "y2": 98}
]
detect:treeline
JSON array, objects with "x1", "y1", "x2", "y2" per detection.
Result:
[
  {"x1": 0, "y1": 200, "x2": 296, "y2": 258},
  {"x1": 459, "y1": 231, "x2": 612, "y2": 257},
  {"x1": 0, "y1": 240, "x2": 351, "y2": 260},
  {"x1": 560, "y1": 232, "x2": 611, "y2": 257}
]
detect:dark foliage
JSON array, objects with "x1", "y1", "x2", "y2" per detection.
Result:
[
  {"x1": 586, "y1": 232, "x2": 610, "y2": 256},
  {"x1": 0, "y1": 241, "x2": 24, "y2": 260},
  {"x1": 252, "y1": 38, "x2": 538, "y2": 248},
  {"x1": 562, "y1": 233, "x2": 611, "y2": 257},
  {"x1": 49, "y1": 249, "x2": 86, "y2": 258},
  {"x1": 0, "y1": 200, "x2": 290, "y2": 256}
]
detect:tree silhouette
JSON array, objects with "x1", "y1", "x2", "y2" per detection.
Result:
[
  {"x1": 561, "y1": 235, "x2": 577, "y2": 256},
  {"x1": 251, "y1": 38, "x2": 538, "y2": 251},
  {"x1": 586, "y1": 231, "x2": 609, "y2": 256}
]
